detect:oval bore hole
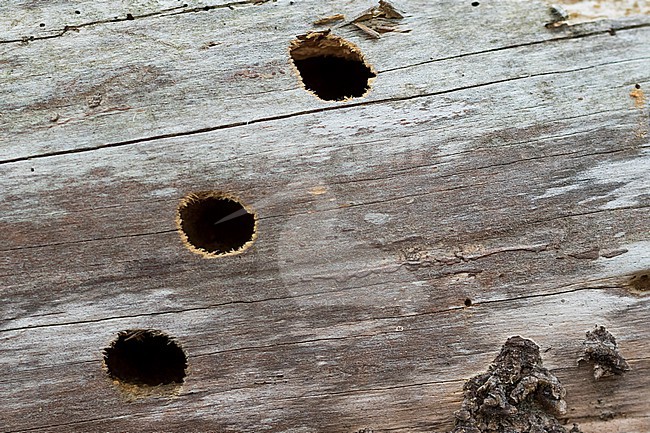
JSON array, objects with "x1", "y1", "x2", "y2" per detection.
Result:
[
  {"x1": 177, "y1": 191, "x2": 257, "y2": 257},
  {"x1": 104, "y1": 329, "x2": 187, "y2": 387},
  {"x1": 290, "y1": 32, "x2": 376, "y2": 101},
  {"x1": 629, "y1": 272, "x2": 649, "y2": 293},
  {"x1": 464, "y1": 298, "x2": 472, "y2": 307}
]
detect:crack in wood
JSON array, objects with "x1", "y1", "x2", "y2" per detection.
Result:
[
  {"x1": 1, "y1": 36, "x2": 648, "y2": 165},
  {"x1": 379, "y1": 23, "x2": 650, "y2": 74},
  {"x1": 0, "y1": 229, "x2": 177, "y2": 253},
  {"x1": 0, "y1": 0, "x2": 270, "y2": 45},
  {"x1": 0, "y1": 282, "x2": 625, "y2": 340}
]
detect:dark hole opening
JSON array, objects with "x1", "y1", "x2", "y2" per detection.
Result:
[
  {"x1": 292, "y1": 56, "x2": 375, "y2": 101},
  {"x1": 471, "y1": 1, "x2": 480, "y2": 6},
  {"x1": 635, "y1": 83, "x2": 641, "y2": 89},
  {"x1": 178, "y1": 192, "x2": 256, "y2": 256},
  {"x1": 104, "y1": 330, "x2": 187, "y2": 387},
  {"x1": 290, "y1": 34, "x2": 375, "y2": 102},
  {"x1": 464, "y1": 298, "x2": 472, "y2": 307},
  {"x1": 630, "y1": 273, "x2": 649, "y2": 292}
]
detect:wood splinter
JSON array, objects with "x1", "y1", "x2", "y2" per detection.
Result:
[
  {"x1": 330, "y1": 0, "x2": 406, "y2": 39},
  {"x1": 313, "y1": 14, "x2": 345, "y2": 26}
]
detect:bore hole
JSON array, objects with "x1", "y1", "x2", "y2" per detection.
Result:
[
  {"x1": 630, "y1": 273, "x2": 649, "y2": 292},
  {"x1": 104, "y1": 330, "x2": 187, "y2": 387},
  {"x1": 471, "y1": 1, "x2": 480, "y2": 6},
  {"x1": 635, "y1": 83, "x2": 641, "y2": 89},
  {"x1": 39, "y1": 23, "x2": 45, "y2": 28},
  {"x1": 464, "y1": 298, "x2": 472, "y2": 307},
  {"x1": 30, "y1": 167, "x2": 34, "y2": 172},
  {"x1": 126, "y1": 13, "x2": 134, "y2": 20},
  {"x1": 290, "y1": 32, "x2": 376, "y2": 101},
  {"x1": 74, "y1": 10, "x2": 81, "y2": 14},
  {"x1": 177, "y1": 191, "x2": 257, "y2": 257}
]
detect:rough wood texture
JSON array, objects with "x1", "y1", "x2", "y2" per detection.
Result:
[{"x1": 1, "y1": 0, "x2": 649, "y2": 432}]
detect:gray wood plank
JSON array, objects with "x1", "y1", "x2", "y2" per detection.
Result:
[
  {"x1": 1, "y1": 289, "x2": 648, "y2": 432},
  {"x1": 1, "y1": 0, "x2": 648, "y2": 161},
  {"x1": 1, "y1": 0, "x2": 649, "y2": 432},
  {"x1": 0, "y1": 0, "x2": 266, "y2": 43}
]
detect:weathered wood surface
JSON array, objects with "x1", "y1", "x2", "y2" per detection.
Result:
[
  {"x1": 2, "y1": 0, "x2": 649, "y2": 162},
  {"x1": 1, "y1": 0, "x2": 649, "y2": 432}
]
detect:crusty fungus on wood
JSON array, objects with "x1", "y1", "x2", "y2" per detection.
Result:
[
  {"x1": 579, "y1": 326, "x2": 630, "y2": 380},
  {"x1": 451, "y1": 336, "x2": 581, "y2": 433}
]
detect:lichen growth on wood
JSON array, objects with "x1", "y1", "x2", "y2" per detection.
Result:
[{"x1": 451, "y1": 336, "x2": 581, "y2": 433}]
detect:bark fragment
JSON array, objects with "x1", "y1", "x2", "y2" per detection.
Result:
[
  {"x1": 579, "y1": 326, "x2": 630, "y2": 380},
  {"x1": 451, "y1": 336, "x2": 581, "y2": 433}
]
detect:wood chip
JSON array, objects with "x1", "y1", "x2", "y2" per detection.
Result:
[
  {"x1": 346, "y1": 0, "x2": 405, "y2": 38},
  {"x1": 313, "y1": 14, "x2": 345, "y2": 26},
  {"x1": 378, "y1": 0, "x2": 403, "y2": 19},
  {"x1": 353, "y1": 22, "x2": 381, "y2": 39}
]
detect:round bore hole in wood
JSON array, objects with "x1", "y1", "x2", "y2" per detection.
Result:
[
  {"x1": 103, "y1": 329, "x2": 187, "y2": 387},
  {"x1": 177, "y1": 191, "x2": 257, "y2": 257},
  {"x1": 464, "y1": 298, "x2": 472, "y2": 307},
  {"x1": 289, "y1": 32, "x2": 376, "y2": 101}
]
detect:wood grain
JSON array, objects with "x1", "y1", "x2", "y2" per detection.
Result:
[
  {"x1": 1, "y1": 0, "x2": 649, "y2": 432},
  {"x1": 2, "y1": 0, "x2": 649, "y2": 161}
]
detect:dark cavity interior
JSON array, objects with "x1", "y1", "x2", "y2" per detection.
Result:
[
  {"x1": 631, "y1": 273, "x2": 649, "y2": 292},
  {"x1": 179, "y1": 196, "x2": 255, "y2": 255},
  {"x1": 104, "y1": 330, "x2": 187, "y2": 387},
  {"x1": 293, "y1": 55, "x2": 375, "y2": 101}
]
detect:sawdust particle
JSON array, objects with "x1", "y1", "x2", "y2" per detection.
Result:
[
  {"x1": 630, "y1": 87, "x2": 646, "y2": 108},
  {"x1": 309, "y1": 186, "x2": 328, "y2": 195}
]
